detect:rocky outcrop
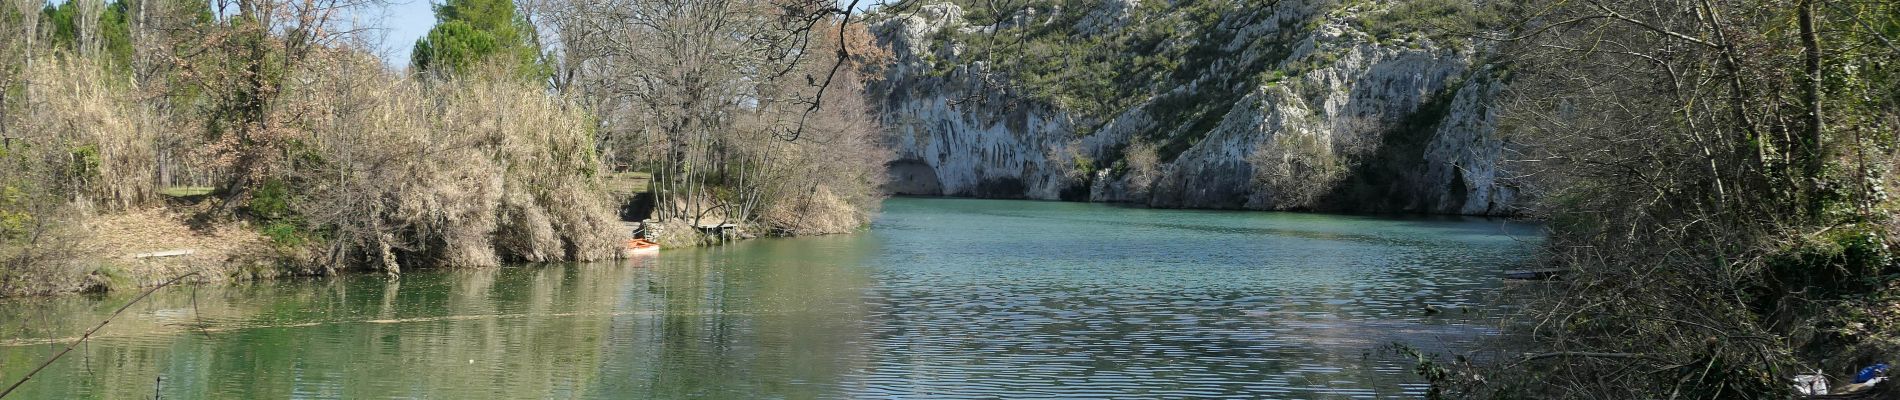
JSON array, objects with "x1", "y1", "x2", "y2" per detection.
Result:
[
  {"x1": 867, "y1": 0, "x2": 1522, "y2": 215},
  {"x1": 871, "y1": 4, "x2": 1074, "y2": 199}
]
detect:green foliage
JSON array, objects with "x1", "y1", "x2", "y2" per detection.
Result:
[
  {"x1": 1071, "y1": 154, "x2": 1095, "y2": 177},
  {"x1": 262, "y1": 220, "x2": 306, "y2": 248},
  {"x1": 87, "y1": 262, "x2": 136, "y2": 292},
  {"x1": 1763, "y1": 225, "x2": 1896, "y2": 303},
  {"x1": 40, "y1": 0, "x2": 135, "y2": 71},
  {"x1": 0, "y1": 185, "x2": 34, "y2": 241},
  {"x1": 412, "y1": 0, "x2": 548, "y2": 80},
  {"x1": 926, "y1": 0, "x2": 1288, "y2": 160},
  {"x1": 41, "y1": 3, "x2": 76, "y2": 43},
  {"x1": 1753, "y1": 224, "x2": 1899, "y2": 373},
  {"x1": 247, "y1": 178, "x2": 294, "y2": 220},
  {"x1": 249, "y1": 179, "x2": 311, "y2": 249},
  {"x1": 1351, "y1": 0, "x2": 1513, "y2": 47},
  {"x1": 66, "y1": 144, "x2": 100, "y2": 181},
  {"x1": 414, "y1": 21, "x2": 501, "y2": 75},
  {"x1": 436, "y1": 0, "x2": 521, "y2": 33}
]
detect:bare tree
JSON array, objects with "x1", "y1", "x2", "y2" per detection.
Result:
[
  {"x1": 1443, "y1": 0, "x2": 1900, "y2": 397},
  {"x1": 152, "y1": 0, "x2": 388, "y2": 215},
  {"x1": 539, "y1": 0, "x2": 891, "y2": 241},
  {"x1": 0, "y1": 0, "x2": 43, "y2": 139}
]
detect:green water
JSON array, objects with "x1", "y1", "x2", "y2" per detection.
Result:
[{"x1": 0, "y1": 198, "x2": 1541, "y2": 398}]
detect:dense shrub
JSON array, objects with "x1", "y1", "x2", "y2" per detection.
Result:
[
  {"x1": 1442, "y1": 0, "x2": 1900, "y2": 398},
  {"x1": 0, "y1": 54, "x2": 157, "y2": 294},
  {"x1": 1120, "y1": 140, "x2": 1161, "y2": 199},
  {"x1": 281, "y1": 55, "x2": 621, "y2": 272}
]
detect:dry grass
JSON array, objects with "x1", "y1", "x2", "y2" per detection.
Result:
[
  {"x1": 2, "y1": 48, "x2": 626, "y2": 286},
  {"x1": 0, "y1": 207, "x2": 274, "y2": 297},
  {"x1": 76, "y1": 208, "x2": 272, "y2": 286},
  {"x1": 12, "y1": 54, "x2": 158, "y2": 212},
  {"x1": 283, "y1": 54, "x2": 623, "y2": 271},
  {"x1": 759, "y1": 185, "x2": 869, "y2": 236},
  {"x1": 603, "y1": 172, "x2": 652, "y2": 196},
  {"x1": 157, "y1": 186, "x2": 215, "y2": 197},
  {"x1": 0, "y1": 53, "x2": 164, "y2": 296},
  {"x1": 81, "y1": 209, "x2": 265, "y2": 261}
]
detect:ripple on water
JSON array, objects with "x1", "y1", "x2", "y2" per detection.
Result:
[{"x1": 0, "y1": 198, "x2": 1537, "y2": 399}]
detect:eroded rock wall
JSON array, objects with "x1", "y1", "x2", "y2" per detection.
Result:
[{"x1": 868, "y1": 1, "x2": 1521, "y2": 215}]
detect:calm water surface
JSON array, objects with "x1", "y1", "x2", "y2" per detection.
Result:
[{"x1": 0, "y1": 198, "x2": 1542, "y2": 398}]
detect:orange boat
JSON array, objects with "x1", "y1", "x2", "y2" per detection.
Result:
[{"x1": 624, "y1": 238, "x2": 661, "y2": 256}]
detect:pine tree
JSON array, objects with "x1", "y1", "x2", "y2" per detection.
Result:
[{"x1": 411, "y1": 0, "x2": 545, "y2": 79}]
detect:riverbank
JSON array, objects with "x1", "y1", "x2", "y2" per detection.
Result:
[
  {"x1": 0, "y1": 207, "x2": 294, "y2": 297},
  {"x1": 5, "y1": 191, "x2": 1533, "y2": 299},
  {"x1": 0, "y1": 197, "x2": 1543, "y2": 398}
]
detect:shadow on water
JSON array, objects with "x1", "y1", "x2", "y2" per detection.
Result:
[{"x1": 892, "y1": 197, "x2": 1542, "y2": 249}]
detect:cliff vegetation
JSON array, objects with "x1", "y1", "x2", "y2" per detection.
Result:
[{"x1": 866, "y1": 0, "x2": 1522, "y2": 214}]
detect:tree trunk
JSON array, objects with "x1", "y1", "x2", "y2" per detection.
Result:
[{"x1": 1798, "y1": 0, "x2": 1825, "y2": 213}]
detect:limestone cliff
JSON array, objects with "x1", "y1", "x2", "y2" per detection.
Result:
[{"x1": 867, "y1": 0, "x2": 1520, "y2": 215}]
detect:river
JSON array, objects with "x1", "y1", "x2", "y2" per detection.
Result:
[{"x1": 0, "y1": 197, "x2": 1541, "y2": 398}]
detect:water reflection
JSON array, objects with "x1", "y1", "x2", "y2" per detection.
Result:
[
  {"x1": 0, "y1": 198, "x2": 1539, "y2": 398},
  {"x1": 0, "y1": 235, "x2": 875, "y2": 399}
]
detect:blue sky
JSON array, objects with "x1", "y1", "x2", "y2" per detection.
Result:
[
  {"x1": 41, "y1": 0, "x2": 441, "y2": 67},
  {"x1": 371, "y1": 0, "x2": 436, "y2": 67},
  {"x1": 369, "y1": 0, "x2": 871, "y2": 68},
  {"x1": 45, "y1": 0, "x2": 876, "y2": 68}
]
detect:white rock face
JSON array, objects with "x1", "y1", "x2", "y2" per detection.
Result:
[
  {"x1": 1074, "y1": 0, "x2": 1138, "y2": 36},
  {"x1": 867, "y1": 1, "x2": 1521, "y2": 215},
  {"x1": 872, "y1": 4, "x2": 1079, "y2": 199},
  {"x1": 1422, "y1": 67, "x2": 1517, "y2": 215}
]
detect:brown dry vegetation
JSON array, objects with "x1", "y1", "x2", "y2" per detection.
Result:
[
  {"x1": 1121, "y1": 140, "x2": 1161, "y2": 200},
  {"x1": 0, "y1": 50, "x2": 626, "y2": 293},
  {"x1": 78, "y1": 209, "x2": 273, "y2": 287},
  {"x1": 1417, "y1": 0, "x2": 1900, "y2": 398},
  {"x1": 281, "y1": 54, "x2": 622, "y2": 273},
  {"x1": 0, "y1": 56, "x2": 268, "y2": 296},
  {"x1": 14, "y1": 57, "x2": 156, "y2": 211},
  {"x1": 745, "y1": 53, "x2": 893, "y2": 237},
  {"x1": 0, "y1": 0, "x2": 895, "y2": 295},
  {"x1": 0, "y1": 55, "x2": 165, "y2": 296},
  {"x1": 549, "y1": 1, "x2": 893, "y2": 243}
]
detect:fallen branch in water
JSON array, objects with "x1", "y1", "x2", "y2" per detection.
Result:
[{"x1": 0, "y1": 272, "x2": 199, "y2": 399}]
